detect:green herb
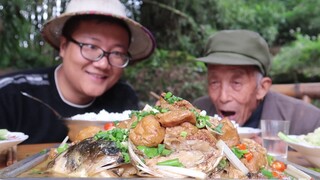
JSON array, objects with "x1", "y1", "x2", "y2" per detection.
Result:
[
  {"x1": 163, "y1": 92, "x2": 183, "y2": 104},
  {"x1": 156, "y1": 158, "x2": 184, "y2": 167},
  {"x1": 57, "y1": 143, "x2": 69, "y2": 154},
  {"x1": 39, "y1": 149, "x2": 48, "y2": 154},
  {"x1": 130, "y1": 110, "x2": 158, "y2": 128},
  {"x1": 180, "y1": 131, "x2": 187, "y2": 138},
  {"x1": 196, "y1": 114, "x2": 209, "y2": 128},
  {"x1": 29, "y1": 169, "x2": 44, "y2": 175},
  {"x1": 191, "y1": 109, "x2": 210, "y2": 129},
  {"x1": 0, "y1": 129, "x2": 8, "y2": 140},
  {"x1": 213, "y1": 123, "x2": 223, "y2": 134},
  {"x1": 231, "y1": 147, "x2": 248, "y2": 159},
  {"x1": 309, "y1": 167, "x2": 320, "y2": 172},
  {"x1": 267, "y1": 154, "x2": 275, "y2": 166},
  {"x1": 95, "y1": 128, "x2": 130, "y2": 163},
  {"x1": 217, "y1": 158, "x2": 228, "y2": 170},
  {"x1": 154, "y1": 106, "x2": 170, "y2": 113},
  {"x1": 137, "y1": 144, "x2": 172, "y2": 158},
  {"x1": 261, "y1": 168, "x2": 274, "y2": 179},
  {"x1": 278, "y1": 131, "x2": 299, "y2": 143}
]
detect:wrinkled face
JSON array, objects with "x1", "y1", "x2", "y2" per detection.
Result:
[
  {"x1": 58, "y1": 20, "x2": 129, "y2": 104},
  {"x1": 207, "y1": 65, "x2": 269, "y2": 125}
]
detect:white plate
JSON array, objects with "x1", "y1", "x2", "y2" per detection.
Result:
[
  {"x1": 237, "y1": 127, "x2": 261, "y2": 139},
  {"x1": 0, "y1": 132, "x2": 29, "y2": 152},
  {"x1": 286, "y1": 135, "x2": 320, "y2": 168}
]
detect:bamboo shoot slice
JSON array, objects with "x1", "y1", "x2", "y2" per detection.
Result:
[{"x1": 216, "y1": 140, "x2": 249, "y2": 175}]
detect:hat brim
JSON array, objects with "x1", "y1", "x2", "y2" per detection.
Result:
[
  {"x1": 41, "y1": 12, "x2": 156, "y2": 62},
  {"x1": 196, "y1": 52, "x2": 265, "y2": 74}
]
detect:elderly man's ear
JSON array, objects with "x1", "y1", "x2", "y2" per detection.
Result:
[{"x1": 256, "y1": 77, "x2": 272, "y2": 100}]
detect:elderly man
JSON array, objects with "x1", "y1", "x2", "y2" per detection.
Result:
[{"x1": 193, "y1": 29, "x2": 320, "y2": 136}]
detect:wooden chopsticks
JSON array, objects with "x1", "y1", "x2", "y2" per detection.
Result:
[
  {"x1": 150, "y1": 91, "x2": 160, "y2": 100},
  {"x1": 6, "y1": 145, "x2": 17, "y2": 166}
]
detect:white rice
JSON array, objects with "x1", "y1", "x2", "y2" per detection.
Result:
[{"x1": 70, "y1": 110, "x2": 132, "y2": 121}]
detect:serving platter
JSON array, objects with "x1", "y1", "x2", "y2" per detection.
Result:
[{"x1": 1, "y1": 146, "x2": 320, "y2": 179}]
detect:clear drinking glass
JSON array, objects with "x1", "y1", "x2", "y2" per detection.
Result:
[{"x1": 260, "y1": 120, "x2": 290, "y2": 159}]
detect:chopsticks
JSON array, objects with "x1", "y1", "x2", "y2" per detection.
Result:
[
  {"x1": 150, "y1": 91, "x2": 160, "y2": 100},
  {"x1": 6, "y1": 145, "x2": 17, "y2": 166}
]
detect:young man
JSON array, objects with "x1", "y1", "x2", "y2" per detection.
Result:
[
  {"x1": 193, "y1": 30, "x2": 320, "y2": 136},
  {"x1": 0, "y1": 0, "x2": 156, "y2": 143}
]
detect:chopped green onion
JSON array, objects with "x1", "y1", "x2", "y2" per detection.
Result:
[
  {"x1": 94, "y1": 128, "x2": 130, "y2": 163},
  {"x1": 156, "y1": 158, "x2": 184, "y2": 167},
  {"x1": 231, "y1": 147, "x2": 248, "y2": 159},
  {"x1": 214, "y1": 123, "x2": 223, "y2": 134},
  {"x1": 57, "y1": 143, "x2": 69, "y2": 154},
  {"x1": 217, "y1": 158, "x2": 228, "y2": 170},
  {"x1": 180, "y1": 131, "x2": 188, "y2": 138},
  {"x1": 137, "y1": 144, "x2": 172, "y2": 158},
  {"x1": 267, "y1": 154, "x2": 275, "y2": 166},
  {"x1": 163, "y1": 92, "x2": 183, "y2": 104},
  {"x1": 261, "y1": 168, "x2": 273, "y2": 178}
]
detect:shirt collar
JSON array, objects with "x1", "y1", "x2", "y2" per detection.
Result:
[{"x1": 243, "y1": 100, "x2": 264, "y2": 128}]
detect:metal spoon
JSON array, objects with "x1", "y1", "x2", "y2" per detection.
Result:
[{"x1": 20, "y1": 91, "x2": 63, "y2": 119}]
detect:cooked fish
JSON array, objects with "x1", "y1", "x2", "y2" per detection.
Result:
[{"x1": 47, "y1": 137, "x2": 124, "y2": 177}]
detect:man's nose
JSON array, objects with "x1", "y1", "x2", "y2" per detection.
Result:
[
  {"x1": 219, "y1": 84, "x2": 232, "y2": 103},
  {"x1": 93, "y1": 55, "x2": 112, "y2": 69}
]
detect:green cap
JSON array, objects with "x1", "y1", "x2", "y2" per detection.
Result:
[{"x1": 196, "y1": 30, "x2": 272, "y2": 76}]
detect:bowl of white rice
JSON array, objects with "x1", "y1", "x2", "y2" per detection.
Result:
[{"x1": 64, "y1": 110, "x2": 131, "y2": 141}]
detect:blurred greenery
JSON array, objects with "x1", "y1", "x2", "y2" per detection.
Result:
[
  {"x1": 1, "y1": 0, "x2": 320, "y2": 105},
  {"x1": 271, "y1": 34, "x2": 320, "y2": 83}
]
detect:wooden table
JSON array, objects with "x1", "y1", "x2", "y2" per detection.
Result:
[{"x1": 0, "y1": 143, "x2": 57, "y2": 169}]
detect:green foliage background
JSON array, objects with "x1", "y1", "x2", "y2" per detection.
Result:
[{"x1": 1, "y1": 0, "x2": 320, "y2": 105}]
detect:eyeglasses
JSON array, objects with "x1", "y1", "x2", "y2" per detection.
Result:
[{"x1": 68, "y1": 37, "x2": 130, "y2": 68}]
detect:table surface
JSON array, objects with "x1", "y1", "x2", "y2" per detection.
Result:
[{"x1": 0, "y1": 143, "x2": 316, "y2": 170}]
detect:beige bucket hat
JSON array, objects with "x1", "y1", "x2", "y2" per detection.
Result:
[
  {"x1": 196, "y1": 30, "x2": 272, "y2": 76},
  {"x1": 41, "y1": 0, "x2": 156, "y2": 62}
]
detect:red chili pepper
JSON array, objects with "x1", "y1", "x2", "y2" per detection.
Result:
[
  {"x1": 271, "y1": 160, "x2": 286, "y2": 172},
  {"x1": 272, "y1": 171, "x2": 280, "y2": 178},
  {"x1": 104, "y1": 122, "x2": 115, "y2": 130},
  {"x1": 244, "y1": 152, "x2": 253, "y2": 161},
  {"x1": 236, "y1": 143, "x2": 247, "y2": 150}
]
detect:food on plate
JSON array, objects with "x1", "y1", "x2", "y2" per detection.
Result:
[
  {"x1": 70, "y1": 109, "x2": 131, "y2": 121},
  {"x1": 126, "y1": 92, "x2": 310, "y2": 179},
  {"x1": 303, "y1": 127, "x2": 320, "y2": 146},
  {"x1": 74, "y1": 126, "x2": 103, "y2": 142},
  {"x1": 47, "y1": 128, "x2": 130, "y2": 177},
  {"x1": 0, "y1": 129, "x2": 9, "y2": 140},
  {"x1": 25, "y1": 92, "x2": 311, "y2": 179},
  {"x1": 279, "y1": 127, "x2": 320, "y2": 146}
]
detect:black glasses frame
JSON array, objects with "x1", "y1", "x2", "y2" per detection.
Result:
[{"x1": 67, "y1": 37, "x2": 130, "y2": 68}]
